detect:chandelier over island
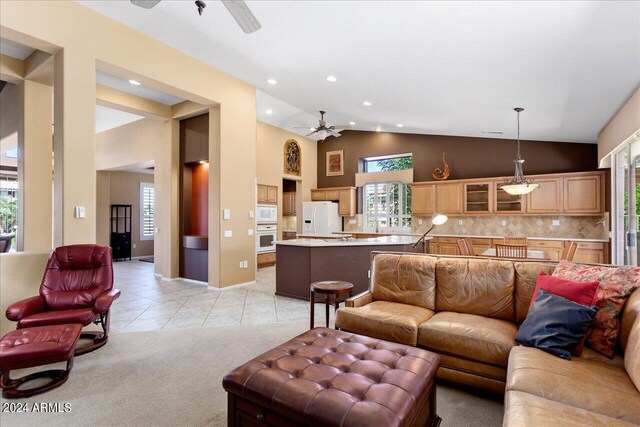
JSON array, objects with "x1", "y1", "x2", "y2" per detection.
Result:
[{"x1": 501, "y1": 107, "x2": 539, "y2": 196}]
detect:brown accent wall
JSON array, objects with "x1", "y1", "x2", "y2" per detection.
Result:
[
  {"x1": 191, "y1": 163, "x2": 209, "y2": 236},
  {"x1": 317, "y1": 130, "x2": 599, "y2": 188}
]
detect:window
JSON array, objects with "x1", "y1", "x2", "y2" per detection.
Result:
[
  {"x1": 364, "y1": 154, "x2": 413, "y2": 172},
  {"x1": 364, "y1": 182, "x2": 412, "y2": 232},
  {"x1": 140, "y1": 183, "x2": 154, "y2": 240}
]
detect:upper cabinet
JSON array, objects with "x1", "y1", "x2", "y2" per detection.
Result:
[
  {"x1": 527, "y1": 178, "x2": 562, "y2": 214},
  {"x1": 412, "y1": 184, "x2": 436, "y2": 215},
  {"x1": 563, "y1": 174, "x2": 603, "y2": 214},
  {"x1": 257, "y1": 184, "x2": 278, "y2": 205},
  {"x1": 310, "y1": 187, "x2": 356, "y2": 216},
  {"x1": 436, "y1": 183, "x2": 464, "y2": 214},
  {"x1": 283, "y1": 192, "x2": 296, "y2": 216},
  {"x1": 411, "y1": 171, "x2": 604, "y2": 216}
]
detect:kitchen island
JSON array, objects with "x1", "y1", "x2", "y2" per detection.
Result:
[{"x1": 275, "y1": 236, "x2": 431, "y2": 300}]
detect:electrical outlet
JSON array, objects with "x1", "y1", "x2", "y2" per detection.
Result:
[
  {"x1": 224, "y1": 230, "x2": 232, "y2": 238},
  {"x1": 458, "y1": 220, "x2": 463, "y2": 225},
  {"x1": 552, "y1": 220, "x2": 560, "y2": 226},
  {"x1": 133, "y1": 244, "x2": 137, "y2": 249},
  {"x1": 418, "y1": 219, "x2": 423, "y2": 225},
  {"x1": 248, "y1": 228, "x2": 254, "y2": 236},
  {"x1": 348, "y1": 219, "x2": 356, "y2": 224},
  {"x1": 501, "y1": 220, "x2": 507, "y2": 226}
]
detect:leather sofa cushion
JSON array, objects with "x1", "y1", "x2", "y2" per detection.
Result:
[
  {"x1": 0, "y1": 324, "x2": 82, "y2": 371},
  {"x1": 370, "y1": 253, "x2": 436, "y2": 310},
  {"x1": 17, "y1": 308, "x2": 96, "y2": 329},
  {"x1": 335, "y1": 301, "x2": 434, "y2": 346},
  {"x1": 507, "y1": 346, "x2": 640, "y2": 424},
  {"x1": 625, "y1": 317, "x2": 640, "y2": 390},
  {"x1": 438, "y1": 353, "x2": 507, "y2": 382},
  {"x1": 504, "y1": 390, "x2": 636, "y2": 427},
  {"x1": 435, "y1": 258, "x2": 516, "y2": 321},
  {"x1": 513, "y1": 262, "x2": 557, "y2": 323},
  {"x1": 418, "y1": 311, "x2": 517, "y2": 367},
  {"x1": 579, "y1": 348, "x2": 625, "y2": 369}
]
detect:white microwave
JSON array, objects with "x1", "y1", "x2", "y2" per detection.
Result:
[{"x1": 256, "y1": 204, "x2": 277, "y2": 224}]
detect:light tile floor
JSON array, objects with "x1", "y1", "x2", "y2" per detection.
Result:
[{"x1": 110, "y1": 260, "x2": 335, "y2": 332}]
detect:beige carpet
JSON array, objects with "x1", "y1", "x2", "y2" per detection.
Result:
[{"x1": 1, "y1": 323, "x2": 503, "y2": 426}]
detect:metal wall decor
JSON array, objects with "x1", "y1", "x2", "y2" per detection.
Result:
[
  {"x1": 432, "y1": 153, "x2": 450, "y2": 181},
  {"x1": 284, "y1": 139, "x2": 301, "y2": 176}
]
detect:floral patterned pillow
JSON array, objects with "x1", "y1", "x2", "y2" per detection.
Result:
[{"x1": 553, "y1": 260, "x2": 640, "y2": 358}]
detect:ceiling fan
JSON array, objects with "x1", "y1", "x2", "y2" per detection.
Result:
[
  {"x1": 130, "y1": 0, "x2": 262, "y2": 34},
  {"x1": 296, "y1": 111, "x2": 352, "y2": 141}
]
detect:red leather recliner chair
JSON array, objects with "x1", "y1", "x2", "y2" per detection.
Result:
[{"x1": 6, "y1": 244, "x2": 120, "y2": 355}]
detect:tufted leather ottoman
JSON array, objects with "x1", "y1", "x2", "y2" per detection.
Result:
[
  {"x1": 223, "y1": 328, "x2": 441, "y2": 427},
  {"x1": 0, "y1": 324, "x2": 81, "y2": 398}
]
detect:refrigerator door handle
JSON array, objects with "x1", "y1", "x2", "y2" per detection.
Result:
[{"x1": 312, "y1": 206, "x2": 316, "y2": 234}]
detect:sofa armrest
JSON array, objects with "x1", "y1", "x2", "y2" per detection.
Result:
[
  {"x1": 6, "y1": 296, "x2": 45, "y2": 321},
  {"x1": 93, "y1": 289, "x2": 121, "y2": 314},
  {"x1": 346, "y1": 291, "x2": 373, "y2": 308}
]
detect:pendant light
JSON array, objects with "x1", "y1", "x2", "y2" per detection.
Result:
[{"x1": 500, "y1": 107, "x2": 539, "y2": 196}]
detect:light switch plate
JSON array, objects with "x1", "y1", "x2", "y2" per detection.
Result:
[
  {"x1": 223, "y1": 209, "x2": 231, "y2": 220},
  {"x1": 249, "y1": 211, "x2": 254, "y2": 219},
  {"x1": 74, "y1": 206, "x2": 86, "y2": 219},
  {"x1": 248, "y1": 229, "x2": 254, "y2": 236},
  {"x1": 224, "y1": 230, "x2": 232, "y2": 238}
]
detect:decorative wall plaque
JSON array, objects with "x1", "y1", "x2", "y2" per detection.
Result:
[{"x1": 284, "y1": 139, "x2": 301, "y2": 176}]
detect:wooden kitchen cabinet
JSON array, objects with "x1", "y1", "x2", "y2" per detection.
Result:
[
  {"x1": 494, "y1": 183, "x2": 526, "y2": 214},
  {"x1": 338, "y1": 189, "x2": 356, "y2": 216},
  {"x1": 527, "y1": 178, "x2": 562, "y2": 214},
  {"x1": 282, "y1": 231, "x2": 297, "y2": 240},
  {"x1": 464, "y1": 183, "x2": 492, "y2": 214},
  {"x1": 412, "y1": 184, "x2": 436, "y2": 216},
  {"x1": 257, "y1": 184, "x2": 278, "y2": 205},
  {"x1": 563, "y1": 174, "x2": 603, "y2": 214},
  {"x1": 436, "y1": 237, "x2": 460, "y2": 255},
  {"x1": 282, "y1": 192, "x2": 296, "y2": 216},
  {"x1": 527, "y1": 239, "x2": 565, "y2": 261},
  {"x1": 469, "y1": 238, "x2": 492, "y2": 255},
  {"x1": 436, "y1": 183, "x2": 464, "y2": 215},
  {"x1": 572, "y1": 241, "x2": 606, "y2": 264},
  {"x1": 310, "y1": 187, "x2": 356, "y2": 216}
]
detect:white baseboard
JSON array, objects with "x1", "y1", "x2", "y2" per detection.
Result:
[{"x1": 210, "y1": 280, "x2": 257, "y2": 291}]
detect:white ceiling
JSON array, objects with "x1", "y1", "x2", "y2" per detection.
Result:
[
  {"x1": 52, "y1": 2, "x2": 640, "y2": 142},
  {"x1": 95, "y1": 104, "x2": 144, "y2": 133},
  {"x1": 0, "y1": 38, "x2": 35, "y2": 60},
  {"x1": 96, "y1": 71, "x2": 184, "y2": 105}
]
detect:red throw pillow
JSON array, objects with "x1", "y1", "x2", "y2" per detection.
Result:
[
  {"x1": 553, "y1": 260, "x2": 640, "y2": 358},
  {"x1": 530, "y1": 271, "x2": 600, "y2": 355}
]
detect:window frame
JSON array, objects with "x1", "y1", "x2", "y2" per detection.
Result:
[
  {"x1": 362, "y1": 181, "x2": 412, "y2": 233},
  {"x1": 140, "y1": 182, "x2": 155, "y2": 241}
]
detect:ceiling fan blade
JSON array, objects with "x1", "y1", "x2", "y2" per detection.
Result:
[
  {"x1": 221, "y1": 0, "x2": 262, "y2": 34},
  {"x1": 305, "y1": 132, "x2": 318, "y2": 137},
  {"x1": 329, "y1": 131, "x2": 342, "y2": 138},
  {"x1": 331, "y1": 125, "x2": 352, "y2": 130},
  {"x1": 130, "y1": 0, "x2": 161, "y2": 9}
]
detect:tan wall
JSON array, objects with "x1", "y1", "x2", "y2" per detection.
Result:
[
  {"x1": 0, "y1": 81, "x2": 19, "y2": 141},
  {"x1": 256, "y1": 121, "x2": 317, "y2": 238},
  {"x1": 2, "y1": 1, "x2": 257, "y2": 286},
  {"x1": 0, "y1": 252, "x2": 49, "y2": 335},
  {"x1": 95, "y1": 118, "x2": 162, "y2": 171},
  {"x1": 96, "y1": 171, "x2": 154, "y2": 258},
  {"x1": 598, "y1": 87, "x2": 640, "y2": 163}
]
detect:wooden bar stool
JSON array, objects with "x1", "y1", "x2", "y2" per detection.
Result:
[{"x1": 310, "y1": 281, "x2": 354, "y2": 329}]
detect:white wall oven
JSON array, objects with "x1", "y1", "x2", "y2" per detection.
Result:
[
  {"x1": 256, "y1": 224, "x2": 277, "y2": 253},
  {"x1": 256, "y1": 204, "x2": 277, "y2": 224}
]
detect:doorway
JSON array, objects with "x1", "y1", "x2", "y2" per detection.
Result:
[{"x1": 613, "y1": 136, "x2": 640, "y2": 265}]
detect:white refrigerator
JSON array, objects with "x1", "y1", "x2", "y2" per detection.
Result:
[{"x1": 302, "y1": 202, "x2": 341, "y2": 235}]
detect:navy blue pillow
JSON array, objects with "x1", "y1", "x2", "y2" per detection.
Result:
[{"x1": 516, "y1": 289, "x2": 598, "y2": 360}]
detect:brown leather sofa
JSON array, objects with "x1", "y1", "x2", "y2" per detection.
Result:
[{"x1": 335, "y1": 253, "x2": 640, "y2": 424}]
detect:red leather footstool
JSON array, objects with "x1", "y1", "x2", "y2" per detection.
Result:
[
  {"x1": 223, "y1": 328, "x2": 441, "y2": 427},
  {"x1": 0, "y1": 324, "x2": 82, "y2": 398}
]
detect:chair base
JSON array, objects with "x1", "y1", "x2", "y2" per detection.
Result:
[
  {"x1": 1, "y1": 359, "x2": 73, "y2": 399},
  {"x1": 74, "y1": 331, "x2": 108, "y2": 356}
]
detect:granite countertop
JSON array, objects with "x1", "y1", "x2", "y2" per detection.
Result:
[
  {"x1": 275, "y1": 235, "x2": 430, "y2": 247},
  {"x1": 296, "y1": 233, "x2": 353, "y2": 238},
  {"x1": 430, "y1": 233, "x2": 609, "y2": 243},
  {"x1": 335, "y1": 231, "x2": 421, "y2": 237}
]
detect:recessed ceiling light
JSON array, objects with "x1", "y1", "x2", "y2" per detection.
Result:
[
  {"x1": 267, "y1": 78, "x2": 277, "y2": 85},
  {"x1": 396, "y1": 124, "x2": 404, "y2": 128},
  {"x1": 129, "y1": 79, "x2": 141, "y2": 86},
  {"x1": 363, "y1": 101, "x2": 372, "y2": 107},
  {"x1": 326, "y1": 75, "x2": 337, "y2": 82},
  {"x1": 375, "y1": 127, "x2": 382, "y2": 132},
  {"x1": 265, "y1": 109, "x2": 273, "y2": 115},
  {"x1": 349, "y1": 121, "x2": 356, "y2": 126}
]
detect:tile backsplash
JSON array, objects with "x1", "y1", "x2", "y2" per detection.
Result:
[{"x1": 412, "y1": 215, "x2": 609, "y2": 240}]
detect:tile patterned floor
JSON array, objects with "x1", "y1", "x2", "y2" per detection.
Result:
[{"x1": 110, "y1": 261, "x2": 335, "y2": 332}]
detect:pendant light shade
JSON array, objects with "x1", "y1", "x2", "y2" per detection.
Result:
[{"x1": 501, "y1": 108, "x2": 538, "y2": 196}]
